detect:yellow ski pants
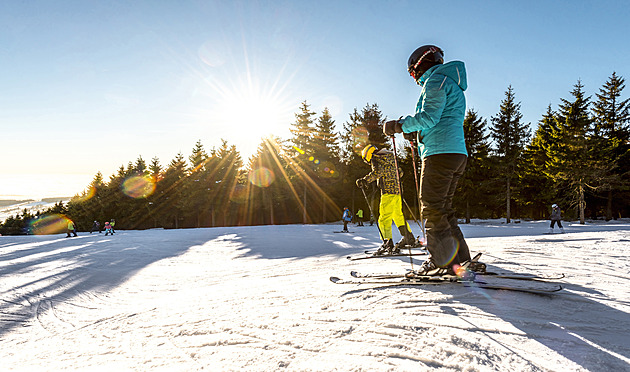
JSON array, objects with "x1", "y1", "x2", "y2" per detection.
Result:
[{"x1": 378, "y1": 194, "x2": 410, "y2": 240}]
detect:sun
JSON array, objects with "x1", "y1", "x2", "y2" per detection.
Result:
[
  {"x1": 221, "y1": 85, "x2": 291, "y2": 130},
  {"x1": 195, "y1": 38, "x2": 298, "y2": 157},
  {"x1": 210, "y1": 76, "x2": 295, "y2": 156}
]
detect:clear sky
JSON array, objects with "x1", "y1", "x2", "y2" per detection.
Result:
[{"x1": 1, "y1": 0, "x2": 629, "y2": 199}]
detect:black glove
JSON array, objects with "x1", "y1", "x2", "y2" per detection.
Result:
[
  {"x1": 356, "y1": 178, "x2": 368, "y2": 189},
  {"x1": 383, "y1": 120, "x2": 403, "y2": 135},
  {"x1": 403, "y1": 131, "x2": 418, "y2": 141}
]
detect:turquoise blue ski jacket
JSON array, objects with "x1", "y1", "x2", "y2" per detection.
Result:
[{"x1": 400, "y1": 61, "x2": 468, "y2": 158}]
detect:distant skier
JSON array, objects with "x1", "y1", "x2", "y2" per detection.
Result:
[
  {"x1": 109, "y1": 219, "x2": 116, "y2": 233},
  {"x1": 356, "y1": 144, "x2": 416, "y2": 254},
  {"x1": 549, "y1": 204, "x2": 564, "y2": 233},
  {"x1": 90, "y1": 220, "x2": 101, "y2": 234},
  {"x1": 104, "y1": 221, "x2": 114, "y2": 236},
  {"x1": 383, "y1": 44, "x2": 482, "y2": 275},
  {"x1": 66, "y1": 220, "x2": 77, "y2": 237},
  {"x1": 342, "y1": 207, "x2": 352, "y2": 232},
  {"x1": 356, "y1": 209, "x2": 364, "y2": 226}
]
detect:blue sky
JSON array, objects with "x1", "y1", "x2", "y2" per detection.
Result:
[{"x1": 1, "y1": 0, "x2": 629, "y2": 199}]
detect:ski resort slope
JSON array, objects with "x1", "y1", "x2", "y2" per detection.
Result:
[{"x1": 1, "y1": 220, "x2": 629, "y2": 371}]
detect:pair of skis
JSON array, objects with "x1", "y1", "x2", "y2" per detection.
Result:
[
  {"x1": 332, "y1": 253, "x2": 564, "y2": 294},
  {"x1": 329, "y1": 275, "x2": 563, "y2": 295},
  {"x1": 347, "y1": 247, "x2": 428, "y2": 261}
]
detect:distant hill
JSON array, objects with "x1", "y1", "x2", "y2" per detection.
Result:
[
  {"x1": 0, "y1": 197, "x2": 71, "y2": 222},
  {"x1": 0, "y1": 199, "x2": 35, "y2": 207},
  {"x1": 41, "y1": 197, "x2": 71, "y2": 203}
]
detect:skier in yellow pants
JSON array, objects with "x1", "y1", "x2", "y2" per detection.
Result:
[{"x1": 356, "y1": 144, "x2": 416, "y2": 254}]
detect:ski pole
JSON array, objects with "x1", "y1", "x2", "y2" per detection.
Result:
[
  {"x1": 409, "y1": 138, "x2": 426, "y2": 242},
  {"x1": 402, "y1": 197, "x2": 424, "y2": 235},
  {"x1": 391, "y1": 135, "x2": 421, "y2": 229},
  {"x1": 390, "y1": 134, "x2": 414, "y2": 271},
  {"x1": 360, "y1": 186, "x2": 384, "y2": 241}
]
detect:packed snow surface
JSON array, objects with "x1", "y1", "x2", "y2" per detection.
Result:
[{"x1": 1, "y1": 220, "x2": 629, "y2": 371}]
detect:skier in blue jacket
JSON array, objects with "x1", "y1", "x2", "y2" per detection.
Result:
[
  {"x1": 342, "y1": 207, "x2": 352, "y2": 232},
  {"x1": 384, "y1": 45, "x2": 482, "y2": 276}
]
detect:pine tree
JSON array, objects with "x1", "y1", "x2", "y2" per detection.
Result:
[
  {"x1": 289, "y1": 101, "x2": 317, "y2": 155},
  {"x1": 340, "y1": 104, "x2": 389, "y2": 163},
  {"x1": 312, "y1": 108, "x2": 340, "y2": 165},
  {"x1": 490, "y1": 85, "x2": 531, "y2": 222},
  {"x1": 160, "y1": 152, "x2": 188, "y2": 228},
  {"x1": 458, "y1": 109, "x2": 492, "y2": 222},
  {"x1": 214, "y1": 140, "x2": 243, "y2": 226},
  {"x1": 133, "y1": 156, "x2": 147, "y2": 175},
  {"x1": 339, "y1": 103, "x2": 387, "y2": 216},
  {"x1": 246, "y1": 136, "x2": 294, "y2": 225},
  {"x1": 288, "y1": 101, "x2": 318, "y2": 224},
  {"x1": 591, "y1": 72, "x2": 630, "y2": 220},
  {"x1": 520, "y1": 106, "x2": 557, "y2": 218},
  {"x1": 149, "y1": 157, "x2": 162, "y2": 184},
  {"x1": 546, "y1": 81, "x2": 593, "y2": 224},
  {"x1": 311, "y1": 108, "x2": 342, "y2": 222},
  {"x1": 189, "y1": 140, "x2": 209, "y2": 172},
  {"x1": 146, "y1": 157, "x2": 163, "y2": 228},
  {"x1": 186, "y1": 140, "x2": 210, "y2": 227}
]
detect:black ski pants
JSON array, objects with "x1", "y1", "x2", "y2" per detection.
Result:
[{"x1": 420, "y1": 153, "x2": 471, "y2": 267}]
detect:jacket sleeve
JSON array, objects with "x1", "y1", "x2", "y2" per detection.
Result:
[
  {"x1": 401, "y1": 75, "x2": 447, "y2": 133},
  {"x1": 362, "y1": 161, "x2": 383, "y2": 184}
]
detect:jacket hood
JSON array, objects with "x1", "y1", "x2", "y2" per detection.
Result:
[{"x1": 418, "y1": 61, "x2": 467, "y2": 91}]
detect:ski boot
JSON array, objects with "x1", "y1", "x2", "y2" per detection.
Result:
[
  {"x1": 468, "y1": 261, "x2": 487, "y2": 273},
  {"x1": 405, "y1": 258, "x2": 455, "y2": 278},
  {"x1": 459, "y1": 255, "x2": 486, "y2": 274},
  {"x1": 395, "y1": 226, "x2": 416, "y2": 250},
  {"x1": 373, "y1": 239, "x2": 394, "y2": 256}
]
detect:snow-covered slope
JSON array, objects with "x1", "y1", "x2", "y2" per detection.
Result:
[{"x1": 1, "y1": 220, "x2": 629, "y2": 371}]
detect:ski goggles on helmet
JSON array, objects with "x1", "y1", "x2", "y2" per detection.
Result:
[{"x1": 361, "y1": 144, "x2": 376, "y2": 163}]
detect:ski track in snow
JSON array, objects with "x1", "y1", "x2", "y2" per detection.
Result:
[{"x1": 0, "y1": 220, "x2": 629, "y2": 371}]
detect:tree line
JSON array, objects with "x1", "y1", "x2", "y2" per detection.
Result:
[{"x1": 1, "y1": 73, "x2": 628, "y2": 235}]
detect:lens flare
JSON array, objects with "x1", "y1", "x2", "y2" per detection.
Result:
[
  {"x1": 318, "y1": 161, "x2": 338, "y2": 178},
  {"x1": 30, "y1": 214, "x2": 70, "y2": 235},
  {"x1": 249, "y1": 167, "x2": 275, "y2": 188},
  {"x1": 352, "y1": 126, "x2": 369, "y2": 156},
  {"x1": 122, "y1": 175, "x2": 156, "y2": 199}
]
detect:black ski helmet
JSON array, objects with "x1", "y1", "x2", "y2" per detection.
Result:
[{"x1": 407, "y1": 45, "x2": 444, "y2": 81}]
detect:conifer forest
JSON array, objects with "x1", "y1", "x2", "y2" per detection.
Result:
[{"x1": 2, "y1": 74, "x2": 629, "y2": 234}]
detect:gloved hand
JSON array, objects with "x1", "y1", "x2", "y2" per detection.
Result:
[
  {"x1": 356, "y1": 178, "x2": 368, "y2": 189},
  {"x1": 383, "y1": 120, "x2": 403, "y2": 135},
  {"x1": 403, "y1": 131, "x2": 418, "y2": 141}
]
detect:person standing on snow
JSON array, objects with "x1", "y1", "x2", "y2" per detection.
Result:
[
  {"x1": 342, "y1": 207, "x2": 352, "y2": 232},
  {"x1": 549, "y1": 204, "x2": 564, "y2": 233},
  {"x1": 66, "y1": 220, "x2": 77, "y2": 237},
  {"x1": 356, "y1": 144, "x2": 416, "y2": 254},
  {"x1": 356, "y1": 209, "x2": 364, "y2": 226},
  {"x1": 384, "y1": 45, "x2": 482, "y2": 275},
  {"x1": 90, "y1": 220, "x2": 101, "y2": 234},
  {"x1": 104, "y1": 221, "x2": 114, "y2": 236}
]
